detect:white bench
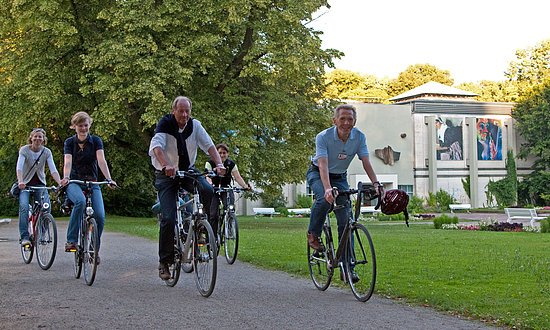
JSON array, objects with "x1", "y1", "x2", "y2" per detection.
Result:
[
  {"x1": 449, "y1": 204, "x2": 472, "y2": 213},
  {"x1": 253, "y1": 207, "x2": 281, "y2": 218},
  {"x1": 359, "y1": 206, "x2": 381, "y2": 220},
  {"x1": 505, "y1": 208, "x2": 547, "y2": 227},
  {"x1": 0, "y1": 218, "x2": 12, "y2": 225},
  {"x1": 287, "y1": 208, "x2": 311, "y2": 217}
]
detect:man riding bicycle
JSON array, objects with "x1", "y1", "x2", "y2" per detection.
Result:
[
  {"x1": 149, "y1": 96, "x2": 225, "y2": 281},
  {"x1": 307, "y1": 104, "x2": 383, "y2": 282}
]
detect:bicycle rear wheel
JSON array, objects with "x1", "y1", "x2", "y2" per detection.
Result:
[
  {"x1": 193, "y1": 219, "x2": 217, "y2": 297},
  {"x1": 83, "y1": 217, "x2": 99, "y2": 286},
  {"x1": 346, "y1": 223, "x2": 376, "y2": 302},
  {"x1": 165, "y1": 232, "x2": 182, "y2": 287},
  {"x1": 223, "y1": 212, "x2": 239, "y2": 264},
  {"x1": 307, "y1": 226, "x2": 333, "y2": 291},
  {"x1": 36, "y1": 213, "x2": 57, "y2": 270}
]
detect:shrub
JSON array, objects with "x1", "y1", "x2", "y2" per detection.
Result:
[
  {"x1": 540, "y1": 219, "x2": 550, "y2": 233},
  {"x1": 433, "y1": 214, "x2": 459, "y2": 229},
  {"x1": 408, "y1": 195, "x2": 426, "y2": 215},
  {"x1": 294, "y1": 193, "x2": 313, "y2": 208},
  {"x1": 435, "y1": 189, "x2": 456, "y2": 212}
]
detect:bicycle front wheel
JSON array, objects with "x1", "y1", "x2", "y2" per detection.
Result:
[
  {"x1": 346, "y1": 223, "x2": 376, "y2": 302},
  {"x1": 21, "y1": 218, "x2": 34, "y2": 264},
  {"x1": 223, "y1": 212, "x2": 239, "y2": 264},
  {"x1": 36, "y1": 213, "x2": 57, "y2": 270},
  {"x1": 307, "y1": 226, "x2": 333, "y2": 291},
  {"x1": 165, "y1": 231, "x2": 182, "y2": 287},
  {"x1": 193, "y1": 218, "x2": 217, "y2": 297},
  {"x1": 83, "y1": 217, "x2": 99, "y2": 286}
]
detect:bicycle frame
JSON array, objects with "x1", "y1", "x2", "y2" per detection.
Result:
[
  {"x1": 20, "y1": 186, "x2": 57, "y2": 270},
  {"x1": 67, "y1": 180, "x2": 111, "y2": 286},
  {"x1": 308, "y1": 182, "x2": 378, "y2": 302},
  {"x1": 164, "y1": 169, "x2": 217, "y2": 297}
]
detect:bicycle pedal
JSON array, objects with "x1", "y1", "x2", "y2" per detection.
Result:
[
  {"x1": 23, "y1": 244, "x2": 32, "y2": 250},
  {"x1": 66, "y1": 248, "x2": 77, "y2": 252}
]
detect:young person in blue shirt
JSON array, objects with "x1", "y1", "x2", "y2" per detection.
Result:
[{"x1": 61, "y1": 112, "x2": 117, "y2": 264}]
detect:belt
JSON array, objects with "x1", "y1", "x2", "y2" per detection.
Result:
[{"x1": 310, "y1": 163, "x2": 347, "y2": 179}]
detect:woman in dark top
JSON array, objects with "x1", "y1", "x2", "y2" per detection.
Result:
[{"x1": 60, "y1": 112, "x2": 116, "y2": 262}]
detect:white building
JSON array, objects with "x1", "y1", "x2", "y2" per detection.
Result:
[{"x1": 238, "y1": 82, "x2": 536, "y2": 214}]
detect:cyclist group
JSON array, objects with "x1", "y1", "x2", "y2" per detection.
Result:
[{"x1": 15, "y1": 96, "x2": 399, "y2": 289}]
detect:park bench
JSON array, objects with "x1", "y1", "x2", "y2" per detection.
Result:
[
  {"x1": 287, "y1": 208, "x2": 311, "y2": 217},
  {"x1": 0, "y1": 218, "x2": 11, "y2": 225},
  {"x1": 449, "y1": 204, "x2": 471, "y2": 213},
  {"x1": 253, "y1": 207, "x2": 280, "y2": 218},
  {"x1": 359, "y1": 206, "x2": 381, "y2": 220},
  {"x1": 504, "y1": 208, "x2": 547, "y2": 227}
]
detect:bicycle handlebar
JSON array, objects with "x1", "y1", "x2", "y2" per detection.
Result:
[
  {"x1": 175, "y1": 169, "x2": 216, "y2": 180},
  {"x1": 214, "y1": 186, "x2": 252, "y2": 194},
  {"x1": 22, "y1": 186, "x2": 59, "y2": 192},
  {"x1": 66, "y1": 179, "x2": 119, "y2": 188}
]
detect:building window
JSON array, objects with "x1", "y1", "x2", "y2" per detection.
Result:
[{"x1": 398, "y1": 185, "x2": 413, "y2": 198}]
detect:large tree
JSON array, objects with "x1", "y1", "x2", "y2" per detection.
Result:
[
  {"x1": 388, "y1": 63, "x2": 453, "y2": 97},
  {"x1": 323, "y1": 69, "x2": 389, "y2": 102},
  {"x1": 0, "y1": 0, "x2": 339, "y2": 215},
  {"x1": 506, "y1": 39, "x2": 550, "y2": 97}
]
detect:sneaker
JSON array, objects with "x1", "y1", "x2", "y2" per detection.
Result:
[
  {"x1": 350, "y1": 271, "x2": 360, "y2": 283},
  {"x1": 158, "y1": 263, "x2": 170, "y2": 280},
  {"x1": 65, "y1": 242, "x2": 77, "y2": 252},
  {"x1": 307, "y1": 232, "x2": 324, "y2": 252},
  {"x1": 20, "y1": 238, "x2": 31, "y2": 247}
]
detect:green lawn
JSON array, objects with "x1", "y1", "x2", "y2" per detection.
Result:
[{"x1": 103, "y1": 215, "x2": 549, "y2": 329}]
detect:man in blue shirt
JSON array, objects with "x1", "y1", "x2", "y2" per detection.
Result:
[{"x1": 307, "y1": 104, "x2": 382, "y2": 281}]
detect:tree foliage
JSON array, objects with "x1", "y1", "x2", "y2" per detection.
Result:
[
  {"x1": 0, "y1": 0, "x2": 339, "y2": 215},
  {"x1": 388, "y1": 63, "x2": 453, "y2": 97},
  {"x1": 457, "y1": 80, "x2": 519, "y2": 103},
  {"x1": 506, "y1": 39, "x2": 550, "y2": 97}
]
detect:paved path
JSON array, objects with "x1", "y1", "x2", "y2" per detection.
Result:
[{"x1": 0, "y1": 219, "x2": 499, "y2": 329}]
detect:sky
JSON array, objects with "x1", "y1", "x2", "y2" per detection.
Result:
[{"x1": 308, "y1": 0, "x2": 550, "y2": 84}]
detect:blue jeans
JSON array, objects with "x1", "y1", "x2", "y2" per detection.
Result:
[
  {"x1": 19, "y1": 188, "x2": 50, "y2": 240},
  {"x1": 155, "y1": 172, "x2": 214, "y2": 264},
  {"x1": 307, "y1": 167, "x2": 350, "y2": 240},
  {"x1": 66, "y1": 183, "x2": 105, "y2": 249}
]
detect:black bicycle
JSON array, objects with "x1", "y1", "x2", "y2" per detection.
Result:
[
  {"x1": 64, "y1": 180, "x2": 113, "y2": 286},
  {"x1": 164, "y1": 169, "x2": 217, "y2": 297},
  {"x1": 213, "y1": 186, "x2": 248, "y2": 264},
  {"x1": 307, "y1": 182, "x2": 379, "y2": 302},
  {"x1": 20, "y1": 186, "x2": 58, "y2": 270}
]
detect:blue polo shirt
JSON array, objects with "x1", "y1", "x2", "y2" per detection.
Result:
[
  {"x1": 64, "y1": 134, "x2": 103, "y2": 181},
  {"x1": 312, "y1": 126, "x2": 369, "y2": 174}
]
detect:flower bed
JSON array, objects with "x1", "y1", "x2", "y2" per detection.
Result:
[{"x1": 441, "y1": 220, "x2": 541, "y2": 232}]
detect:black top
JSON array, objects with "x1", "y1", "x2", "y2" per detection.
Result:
[{"x1": 64, "y1": 134, "x2": 103, "y2": 181}]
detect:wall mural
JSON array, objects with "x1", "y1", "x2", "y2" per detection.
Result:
[
  {"x1": 476, "y1": 118, "x2": 502, "y2": 160},
  {"x1": 435, "y1": 116, "x2": 464, "y2": 160}
]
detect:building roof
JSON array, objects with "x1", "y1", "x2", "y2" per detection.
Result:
[{"x1": 389, "y1": 81, "x2": 478, "y2": 103}]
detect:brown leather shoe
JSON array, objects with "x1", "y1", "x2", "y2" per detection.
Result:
[
  {"x1": 307, "y1": 232, "x2": 325, "y2": 252},
  {"x1": 65, "y1": 242, "x2": 77, "y2": 252},
  {"x1": 158, "y1": 263, "x2": 170, "y2": 280}
]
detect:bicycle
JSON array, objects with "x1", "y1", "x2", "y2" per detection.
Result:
[
  {"x1": 64, "y1": 180, "x2": 113, "y2": 286},
  {"x1": 163, "y1": 169, "x2": 217, "y2": 297},
  {"x1": 213, "y1": 186, "x2": 248, "y2": 264},
  {"x1": 20, "y1": 186, "x2": 58, "y2": 270},
  {"x1": 307, "y1": 182, "x2": 379, "y2": 302}
]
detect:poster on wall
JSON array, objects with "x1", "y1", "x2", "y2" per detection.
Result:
[
  {"x1": 435, "y1": 116, "x2": 463, "y2": 160},
  {"x1": 476, "y1": 118, "x2": 503, "y2": 160}
]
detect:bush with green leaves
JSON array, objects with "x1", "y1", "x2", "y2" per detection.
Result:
[
  {"x1": 435, "y1": 189, "x2": 456, "y2": 212},
  {"x1": 294, "y1": 193, "x2": 313, "y2": 208},
  {"x1": 433, "y1": 214, "x2": 459, "y2": 229},
  {"x1": 540, "y1": 218, "x2": 550, "y2": 233},
  {"x1": 408, "y1": 195, "x2": 426, "y2": 215}
]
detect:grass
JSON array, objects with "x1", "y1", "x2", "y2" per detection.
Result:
[{"x1": 100, "y1": 215, "x2": 549, "y2": 329}]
